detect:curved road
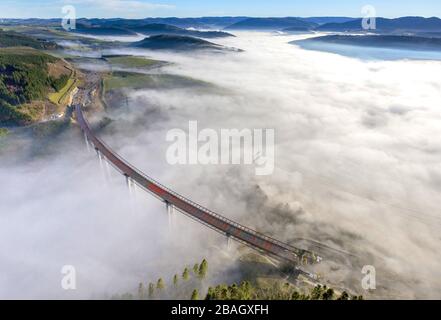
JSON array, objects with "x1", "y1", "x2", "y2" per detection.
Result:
[{"x1": 75, "y1": 105, "x2": 320, "y2": 272}]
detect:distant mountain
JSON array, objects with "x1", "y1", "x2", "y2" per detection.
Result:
[
  {"x1": 77, "y1": 17, "x2": 249, "y2": 30},
  {"x1": 129, "y1": 24, "x2": 234, "y2": 39},
  {"x1": 2, "y1": 17, "x2": 343, "y2": 29},
  {"x1": 0, "y1": 18, "x2": 61, "y2": 27},
  {"x1": 73, "y1": 23, "x2": 136, "y2": 36},
  {"x1": 294, "y1": 34, "x2": 441, "y2": 52},
  {"x1": 317, "y1": 16, "x2": 441, "y2": 33},
  {"x1": 416, "y1": 32, "x2": 441, "y2": 38},
  {"x1": 78, "y1": 18, "x2": 210, "y2": 30},
  {"x1": 297, "y1": 17, "x2": 357, "y2": 25},
  {"x1": 282, "y1": 26, "x2": 315, "y2": 33},
  {"x1": 130, "y1": 35, "x2": 232, "y2": 51},
  {"x1": 138, "y1": 18, "x2": 211, "y2": 29},
  {"x1": 185, "y1": 17, "x2": 249, "y2": 29},
  {"x1": 225, "y1": 17, "x2": 317, "y2": 31},
  {"x1": 4, "y1": 16, "x2": 441, "y2": 33}
]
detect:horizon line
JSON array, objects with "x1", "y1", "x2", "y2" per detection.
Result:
[{"x1": 1, "y1": 15, "x2": 441, "y2": 20}]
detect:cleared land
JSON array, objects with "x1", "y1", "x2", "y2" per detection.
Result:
[
  {"x1": 103, "y1": 71, "x2": 210, "y2": 92},
  {"x1": 48, "y1": 77, "x2": 76, "y2": 105},
  {"x1": 104, "y1": 55, "x2": 163, "y2": 68}
]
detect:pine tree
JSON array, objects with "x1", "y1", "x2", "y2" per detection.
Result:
[
  {"x1": 193, "y1": 263, "x2": 199, "y2": 274},
  {"x1": 191, "y1": 289, "x2": 199, "y2": 300},
  {"x1": 182, "y1": 268, "x2": 190, "y2": 281},
  {"x1": 198, "y1": 259, "x2": 208, "y2": 279},
  {"x1": 322, "y1": 288, "x2": 334, "y2": 300},
  {"x1": 173, "y1": 274, "x2": 179, "y2": 287},
  {"x1": 311, "y1": 285, "x2": 323, "y2": 300},
  {"x1": 206, "y1": 287, "x2": 214, "y2": 300},
  {"x1": 138, "y1": 283, "x2": 145, "y2": 300},
  {"x1": 157, "y1": 278, "x2": 165, "y2": 290},
  {"x1": 292, "y1": 291, "x2": 300, "y2": 300},
  {"x1": 337, "y1": 291, "x2": 349, "y2": 300},
  {"x1": 148, "y1": 282, "x2": 155, "y2": 299}
]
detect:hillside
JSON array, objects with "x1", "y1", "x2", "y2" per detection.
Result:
[
  {"x1": 81, "y1": 17, "x2": 212, "y2": 29},
  {"x1": 130, "y1": 35, "x2": 228, "y2": 51},
  {"x1": 0, "y1": 29, "x2": 58, "y2": 49},
  {"x1": 0, "y1": 48, "x2": 74, "y2": 125},
  {"x1": 297, "y1": 17, "x2": 356, "y2": 25},
  {"x1": 72, "y1": 23, "x2": 136, "y2": 36},
  {"x1": 295, "y1": 35, "x2": 441, "y2": 51},
  {"x1": 225, "y1": 17, "x2": 317, "y2": 31},
  {"x1": 317, "y1": 16, "x2": 441, "y2": 33},
  {"x1": 128, "y1": 23, "x2": 234, "y2": 39}
]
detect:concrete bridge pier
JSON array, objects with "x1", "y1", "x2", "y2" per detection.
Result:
[
  {"x1": 96, "y1": 150, "x2": 110, "y2": 183},
  {"x1": 96, "y1": 149, "x2": 104, "y2": 169},
  {"x1": 125, "y1": 175, "x2": 137, "y2": 196},
  {"x1": 125, "y1": 175, "x2": 132, "y2": 192},
  {"x1": 84, "y1": 132, "x2": 90, "y2": 152},
  {"x1": 124, "y1": 175, "x2": 138, "y2": 214},
  {"x1": 226, "y1": 234, "x2": 232, "y2": 250},
  {"x1": 104, "y1": 158, "x2": 112, "y2": 181},
  {"x1": 166, "y1": 201, "x2": 174, "y2": 228}
]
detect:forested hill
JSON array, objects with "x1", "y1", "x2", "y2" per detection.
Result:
[
  {"x1": 0, "y1": 49, "x2": 71, "y2": 125},
  {"x1": 0, "y1": 29, "x2": 58, "y2": 49},
  {"x1": 130, "y1": 35, "x2": 226, "y2": 51}
]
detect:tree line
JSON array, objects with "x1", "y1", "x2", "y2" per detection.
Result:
[
  {"x1": 114, "y1": 258, "x2": 209, "y2": 300},
  {"x1": 112, "y1": 258, "x2": 363, "y2": 300},
  {"x1": 206, "y1": 282, "x2": 363, "y2": 300}
]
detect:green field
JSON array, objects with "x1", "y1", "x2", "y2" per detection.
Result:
[
  {"x1": 104, "y1": 55, "x2": 161, "y2": 68},
  {"x1": 48, "y1": 77, "x2": 76, "y2": 105},
  {"x1": 104, "y1": 71, "x2": 210, "y2": 92}
]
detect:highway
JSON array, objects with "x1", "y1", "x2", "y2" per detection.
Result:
[{"x1": 75, "y1": 104, "x2": 321, "y2": 273}]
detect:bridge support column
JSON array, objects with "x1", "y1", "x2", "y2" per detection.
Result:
[
  {"x1": 98, "y1": 150, "x2": 105, "y2": 173},
  {"x1": 125, "y1": 175, "x2": 136, "y2": 195},
  {"x1": 96, "y1": 148, "x2": 102, "y2": 163},
  {"x1": 84, "y1": 132, "x2": 90, "y2": 152},
  {"x1": 125, "y1": 175, "x2": 131, "y2": 190},
  {"x1": 104, "y1": 158, "x2": 111, "y2": 181},
  {"x1": 166, "y1": 201, "x2": 173, "y2": 228},
  {"x1": 226, "y1": 234, "x2": 232, "y2": 250}
]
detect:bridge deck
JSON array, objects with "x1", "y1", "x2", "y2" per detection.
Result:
[{"x1": 75, "y1": 105, "x2": 319, "y2": 267}]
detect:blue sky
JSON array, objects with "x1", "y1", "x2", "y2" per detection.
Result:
[{"x1": 0, "y1": 0, "x2": 440, "y2": 19}]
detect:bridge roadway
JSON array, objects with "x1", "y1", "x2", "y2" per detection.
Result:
[{"x1": 75, "y1": 105, "x2": 320, "y2": 270}]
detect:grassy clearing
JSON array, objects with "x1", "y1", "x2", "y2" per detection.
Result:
[
  {"x1": 104, "y1": 55, "x2": 160, "y2": 68},
  {"x1": 103, "y1": 71, "x2": 210, "y2": 92},
  {"x1": 48, "y1": 77, "x2": 76, "y2": 105}
]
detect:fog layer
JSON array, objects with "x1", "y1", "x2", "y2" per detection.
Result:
[{"x1": 1, "y1": 32, "x2": 441, "y2": 298}]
